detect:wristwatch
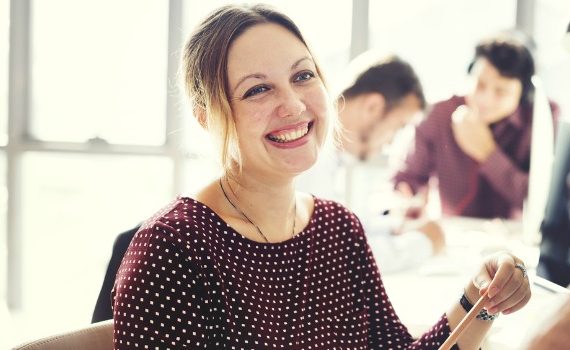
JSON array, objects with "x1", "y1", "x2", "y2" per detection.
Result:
[{"x1": 460, "y1": 293, "x2": 499, "y2": 321}]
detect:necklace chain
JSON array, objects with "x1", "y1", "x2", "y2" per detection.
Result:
[{"x1": 219, "y1": 178, "x2": 296, "y2": 243}]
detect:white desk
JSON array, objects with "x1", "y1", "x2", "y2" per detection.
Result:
[{"x1": 376, "y1": 217, "x2": 568, "y2": 349}]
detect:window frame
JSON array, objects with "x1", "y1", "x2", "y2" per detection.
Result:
[{"x1": 4, "y1": 0, "x2": 187, "y2": 310}]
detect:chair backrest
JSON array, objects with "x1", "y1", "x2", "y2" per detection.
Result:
[{"x1": 11, "y1": 320, "x2": 113, "y2": 350}]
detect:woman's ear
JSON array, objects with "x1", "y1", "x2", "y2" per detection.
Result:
[{"x1": 193, "y1": 106, "x2": 208, "y2": 129}]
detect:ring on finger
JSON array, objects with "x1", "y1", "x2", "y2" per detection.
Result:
[{"x1": 514, "y1": 263, "x2": 528, "y2": 279}]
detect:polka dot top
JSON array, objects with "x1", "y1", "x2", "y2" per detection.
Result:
[{"x1": 112, "y1": 197, "x2": 454, "y2": 349}]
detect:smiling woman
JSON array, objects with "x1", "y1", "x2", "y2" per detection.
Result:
[
  {"x1": 227, "y1": 23, "x2": 329, "y2": 177},
  {"x1": 111, "y1": 4, "x2": 531, "y2": 350},
  {"x1": 183, "y1": 13, "x2": 330, "y2": 178}
]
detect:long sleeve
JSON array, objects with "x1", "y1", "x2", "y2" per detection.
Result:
[
  {"x1": 479, "y1": 100, "x2": 560, "y2": 209},
  {"x1": 393, "y1": 111, "x2": 438, "y2": 194},
  {"x1": 352, "y1": 219, "x2": 453, "y2": 349},
  {"x1": 479, "y1": 147, "x2": 529, "y2": 207},
  {"x1": 112, "y1": 222, "x2": 212, "y2": 349}
]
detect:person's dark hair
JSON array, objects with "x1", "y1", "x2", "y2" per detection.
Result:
[
  {"x1": 468, "y1": 34, "x2": 535, "y2": 104},
  {"x1": 341, "y1": 56, "x2": 426, "y2": 110}
]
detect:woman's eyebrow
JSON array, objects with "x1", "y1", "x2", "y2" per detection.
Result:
[
  {"x1": 232, "y1": 73, "x2": 267, "y2": 95},
  {"x1": 232, "y1": 56, "x2": 314, "y2": 94}
]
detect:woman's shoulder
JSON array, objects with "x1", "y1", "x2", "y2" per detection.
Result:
[
  {"x1": 313, "y1": 196, "x2": 351, "y2": 213},
  {"x1": 134, "y1": 196, "x2": 222, "y2": 247},
  {"x1": 139, "y1": 196, "x2": 204, "y2": 226},
  {"x1": 311, "y1": 196, "x2": 364, "y2": 230}
]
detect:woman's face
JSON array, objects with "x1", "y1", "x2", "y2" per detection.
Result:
[{"x1": 226, "y1": 23, "x2": 330, "y2": 179}]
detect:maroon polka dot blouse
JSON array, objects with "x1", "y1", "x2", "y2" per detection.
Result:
[{"x1": 112, "y1": 197, "x2": 454, "y2": 349}]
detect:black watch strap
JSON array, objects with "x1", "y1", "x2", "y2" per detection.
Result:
[{"x1": 460, "y1": 293, "x2": 498, "y2": 321}]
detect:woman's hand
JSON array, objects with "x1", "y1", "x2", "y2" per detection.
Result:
[{"x1": 467, "y1": 252, "x2": 531, "y2": 316}]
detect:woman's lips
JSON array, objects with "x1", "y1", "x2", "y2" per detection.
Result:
[
  {"x1": 265, "y1": 121, "x2": 314, "y2": 148},
  {"x1": 266, "y1": 121, "x2": 313, "y2": 143}
]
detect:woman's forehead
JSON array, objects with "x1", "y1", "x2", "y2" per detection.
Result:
[{"x1": 227, "y1": 23, "x2": 311, "y2": 81}]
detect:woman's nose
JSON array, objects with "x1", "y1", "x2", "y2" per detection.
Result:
[{"x1": 277, "y1": 88, "x2": 306, "y2": 118}]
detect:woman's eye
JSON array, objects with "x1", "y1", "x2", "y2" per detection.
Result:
[
  {"x1": 243, "y1": 85, "x2": 269, "y2": 99},
  {"x1": 294, "y1": 71, "x2": 315, "y2": 82}
]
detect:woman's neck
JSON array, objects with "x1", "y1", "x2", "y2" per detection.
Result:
[{"x1": 221, "y1": 172, "x2": 298, "y2": 242}]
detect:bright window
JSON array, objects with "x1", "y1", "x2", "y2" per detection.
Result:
[
  {"x1": 0, "y1": 152, "x2": 7, "y2": 349},
  {"x1": 13, "y1": 153, "x2": 172, "y2": 342},
  {"x1": 29, "y1": 0, "x2": 169, "y2": 145},
  {"x1": 0, "y1": 152, "x2": 6, "y2": 301},
  {"x1": 535, "y1": 0, "x2": 570, "y2": 119},
  {"x1": 0, "y1": 0, "x2": 8, "y2": 145},
  {"x1": 264, "y1": 0, "x2": 353, "y2": 77},
  {"x1": 369, "y1": 0, "x2": 517, "y2": 103},
  {"x1": 181, "y1": 0, "x2": 351, "y2": 75},
  {"x1": 0, "y1": 0, "x2": 9, "y2": 339}
]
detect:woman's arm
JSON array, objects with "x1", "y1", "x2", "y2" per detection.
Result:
[
  {"x1": 112, "y1": 221, "x2": 212, "y2": 349},
  {"x1": 447, "y1": 252, "x2": 531, "y2": 349},
  {"x1": 361, "y1": 228, "x2": 530, "y2": 349}
]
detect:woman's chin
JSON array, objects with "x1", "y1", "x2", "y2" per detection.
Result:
[{"x1": 281, "y1": 157, "x2": 318, "y2": 177}]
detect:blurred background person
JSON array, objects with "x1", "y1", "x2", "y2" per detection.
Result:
[
  {"x1": 297, "y1": 54, "x2": 445, "y2": 273},
  {"x1": 393, "y1": 33, "x2": 559, "y2": 219}
]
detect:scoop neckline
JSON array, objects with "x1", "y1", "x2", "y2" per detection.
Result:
[{"x1": 180, "y1": 195, "x2": 320, "y2": 246}]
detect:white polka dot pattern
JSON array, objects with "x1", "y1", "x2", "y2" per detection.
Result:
[{"x1": 112, "y1": 197, "x2": 454, "y2": 349}]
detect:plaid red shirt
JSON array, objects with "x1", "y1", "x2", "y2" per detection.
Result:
[{"x1": 393, "y1": 95, "x2": 560, "y2": 219}]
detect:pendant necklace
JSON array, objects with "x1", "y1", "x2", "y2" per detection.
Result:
[{"x1": 219, "y1": 178, "x2": 296, "y2": 243}]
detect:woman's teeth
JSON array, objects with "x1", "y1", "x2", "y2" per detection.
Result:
[{"x1": 267, "y1": 125, "x2": 309, "y2": 143}]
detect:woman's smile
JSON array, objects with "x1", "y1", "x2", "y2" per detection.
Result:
[{"x1": 266, "y1": 120, "x2": 314, "y2": 146}]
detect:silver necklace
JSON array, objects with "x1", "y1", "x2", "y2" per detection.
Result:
[{"x1": 219, "y1": 178, "x2": 296, "y2": 243}]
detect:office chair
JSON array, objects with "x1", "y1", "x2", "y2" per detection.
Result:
[{"x1": 11, "y1": 319, "x2": 113, "y2": 350}]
